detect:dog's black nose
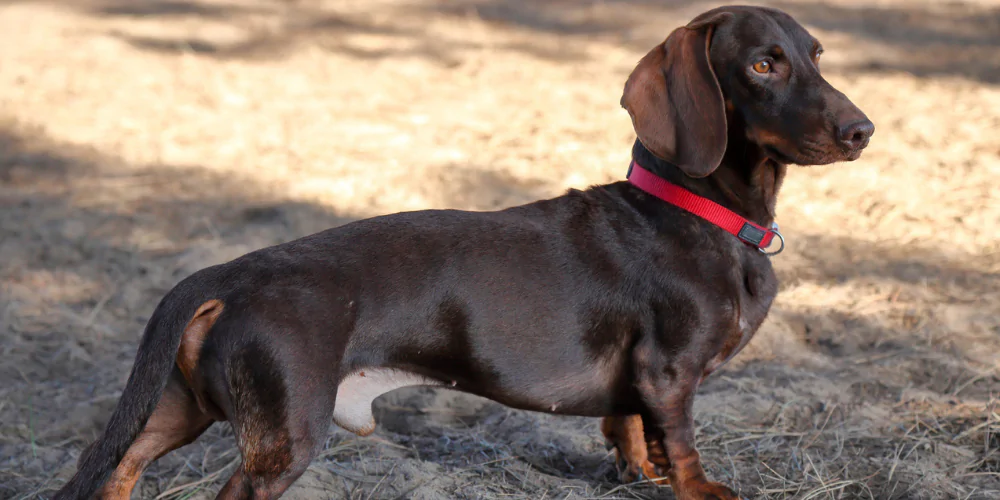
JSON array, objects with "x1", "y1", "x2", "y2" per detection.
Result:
[{"x1": 837, "y1": 120, "x2": 875, "y2": 151}]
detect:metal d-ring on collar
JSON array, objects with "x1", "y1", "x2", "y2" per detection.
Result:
[{"x1": 760, "y1": 222, "x2": 785, "y2": 256}]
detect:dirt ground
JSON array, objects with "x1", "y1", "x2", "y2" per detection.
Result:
[{"x1": 1, "y1": 0, "x2": 998, "y2": 498}]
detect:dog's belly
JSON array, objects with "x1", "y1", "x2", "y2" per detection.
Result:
[
  {"x1": 332, "y1": 368, "x2": 445, "y2": 435},
  {"x1": 330, "y1": 365, "x2": 627, "y2": 437}
]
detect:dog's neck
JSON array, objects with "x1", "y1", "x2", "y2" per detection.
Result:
[{"x1": 629, "y1": 137, "x2": 786, "y2": 229}]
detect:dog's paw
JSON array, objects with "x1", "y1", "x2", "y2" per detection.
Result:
[
  {"x1": 614, "y1": 451, "x2": 668, "y2": 484},
  {"x1": 674, "y1": 480, "x2": 742, "y2": 500}
]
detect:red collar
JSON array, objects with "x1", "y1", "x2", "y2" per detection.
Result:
[{"x1": 626, "y1": 160, "x2": 784, "y2": 255}]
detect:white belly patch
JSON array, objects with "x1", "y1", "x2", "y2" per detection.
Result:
[{"x1": 333, "y1": 368, "x2": 444, "y2": 436}]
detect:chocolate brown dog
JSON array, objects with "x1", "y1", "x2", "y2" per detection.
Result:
[{"x1": 54, "y1": 6, "x2": 872, "y2": 500}]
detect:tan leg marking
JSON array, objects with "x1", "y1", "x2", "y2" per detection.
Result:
[
  {"x1": 601, "y1": 415, "x2": 669, "y2": 484},
  {"x1": 98, "y1": 374, "x2": 213, "y2": 499},
  {"x1": 177, "y1": 299, "x2": 224, "y2": 414}
]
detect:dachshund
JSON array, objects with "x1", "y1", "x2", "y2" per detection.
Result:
[{"x1": 54, "y1": 6, "x2": 872, "y2": 500}]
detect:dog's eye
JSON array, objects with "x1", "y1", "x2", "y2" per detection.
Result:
[
  {"x1": 814, "y1": 47, "x2": 824, "y2": 63},
  {"x1": 752, "y1": 60, "x2": 771, "y2": 74}
]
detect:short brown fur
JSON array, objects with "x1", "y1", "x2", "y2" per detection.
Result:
[{"x1": 177, "y1": 299, "x2": 224, "y2": 414}]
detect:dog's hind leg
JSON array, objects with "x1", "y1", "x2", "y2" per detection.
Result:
[
  {"x1": 601, "y1": 415, "x2": 669, "y2": 484},
  {"x1": 90, "y1": 368, "x2": 215, "y2": 499},
  {"x1": 214, "y1": 341, "x2": 335, "y2": 500}
]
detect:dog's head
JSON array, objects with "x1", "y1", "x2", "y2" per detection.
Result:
[{"x1": 621, "y1": 5, "x2": 874, "y2": 177}]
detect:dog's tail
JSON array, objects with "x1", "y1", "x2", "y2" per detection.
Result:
[{"x1": 53, "y1": 277, "x2": 217, "y2": 500}]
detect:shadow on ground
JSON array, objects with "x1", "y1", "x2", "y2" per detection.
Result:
[{"x1": 26, "y1": 0, "x2": 999, "y2": 84}]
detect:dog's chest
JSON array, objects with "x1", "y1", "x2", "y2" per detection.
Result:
[{"x1": 704, "y1": 261, "x2": 777, "y2": 376}]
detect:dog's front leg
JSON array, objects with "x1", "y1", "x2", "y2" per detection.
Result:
[{"x1": 639, "y1": 370, "x2": 740, "y2": 500}]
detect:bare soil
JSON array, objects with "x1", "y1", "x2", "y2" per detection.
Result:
[{"x1": 1, "y1": 0, "x2": 998, "y2": 499}]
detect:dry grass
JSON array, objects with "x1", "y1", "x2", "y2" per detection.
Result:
[{"x1": 1, "y1": 0, "x2": 998, "y2": 498}]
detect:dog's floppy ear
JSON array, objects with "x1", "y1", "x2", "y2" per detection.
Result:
[{"x1": 621, "y1": 13, "x2": 731, "y2": 178}]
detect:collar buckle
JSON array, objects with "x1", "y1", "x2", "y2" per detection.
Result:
[{"x1": 759, "y1": 222, "x2": 785, "y2": 256}]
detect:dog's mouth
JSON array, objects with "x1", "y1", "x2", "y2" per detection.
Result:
[
  {"x1": 763, "y1": 139, "x2": 864, "y2": 166},
  {"x1": 842, "y1": 147, "x2": 865, "y2": 162},
  {"x1": 763, "y1": 145, "x2": 801, "y2": 165},
  {"x1": 754, "y1": 129, "x2": 846, "y2": 166}
]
